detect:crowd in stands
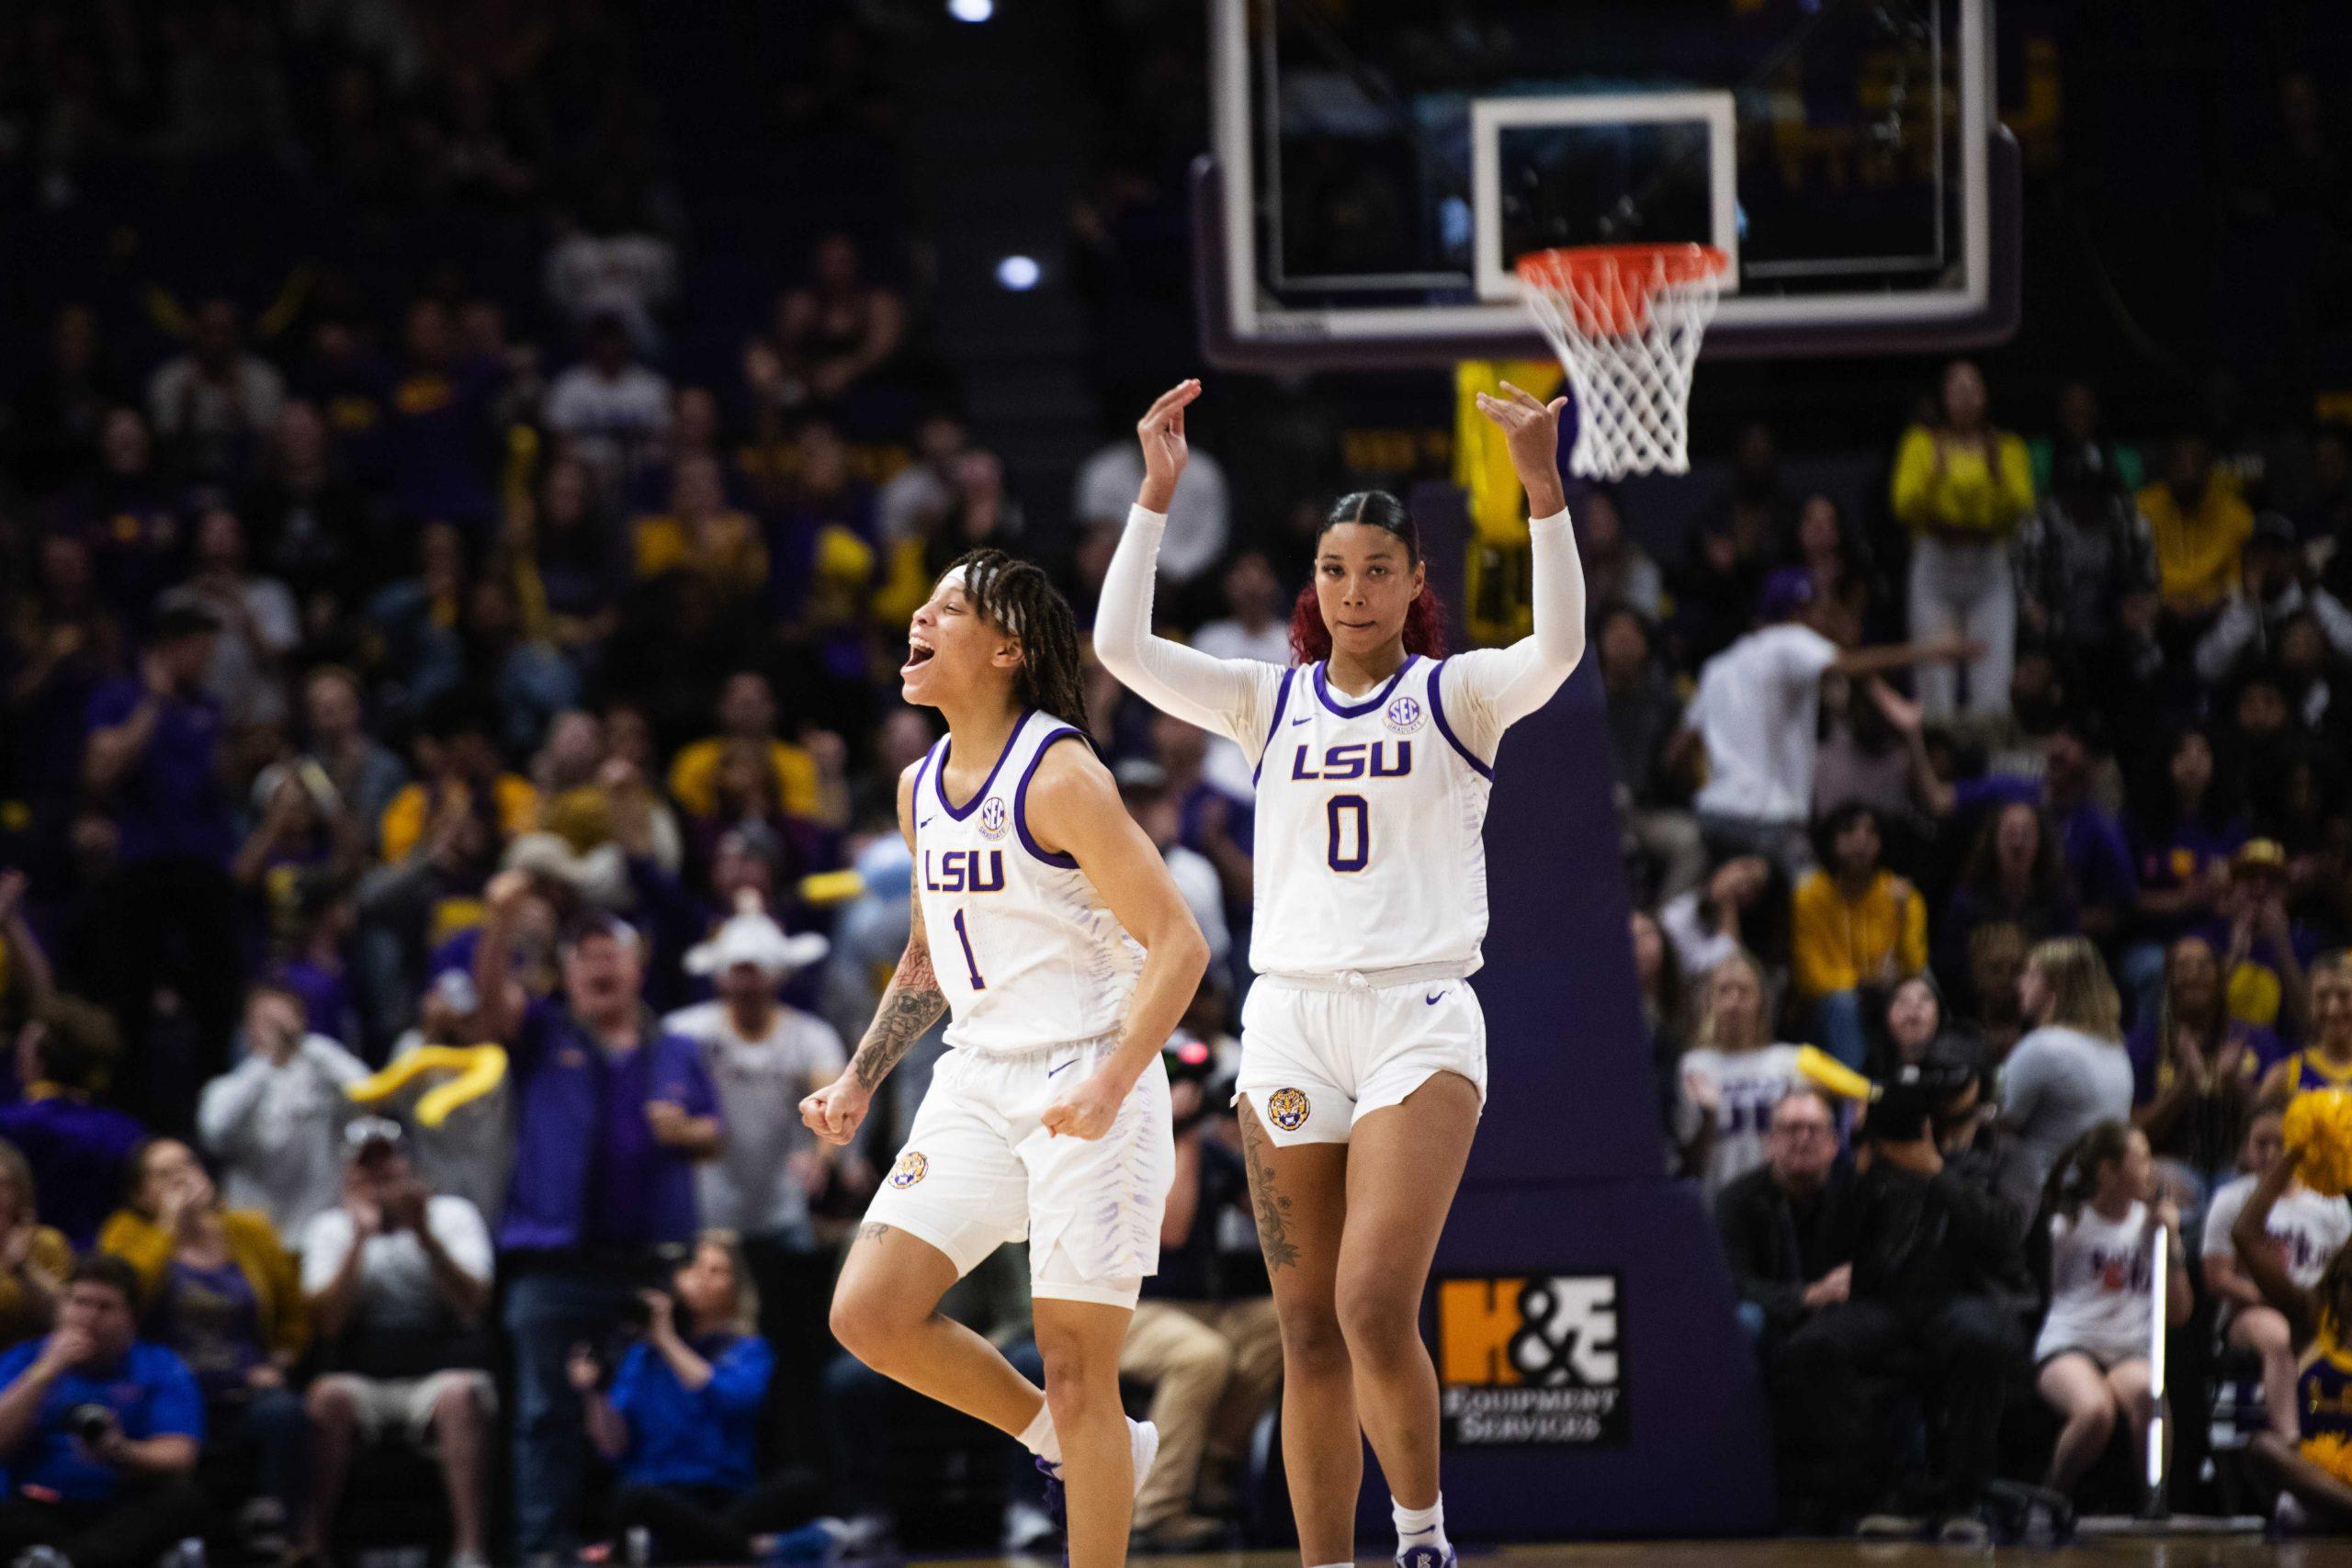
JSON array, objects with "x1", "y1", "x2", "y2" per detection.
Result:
[
  {"x1": 1616, "y1": 354, "x2": 2352, "y2": 1537},
  {"x1": 0, "y1": 0, "x2": 2349, "y2": 1556}
]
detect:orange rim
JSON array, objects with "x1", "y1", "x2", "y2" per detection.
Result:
[{"x1": 1516, "y1": 243, "x2": 1729, "y2": 335}]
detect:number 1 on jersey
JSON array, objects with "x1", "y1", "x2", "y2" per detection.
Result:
[{"x1": 951, "y1": 908, "x2": 986, "y2": 989}]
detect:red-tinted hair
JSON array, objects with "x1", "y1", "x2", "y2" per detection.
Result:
[
  {"x1": 1289, "y1": 489, "x2": 1450, "y2": 665},
  {"x1": 1288, "y1": 580, "x2": 1449, "y2": 665}
]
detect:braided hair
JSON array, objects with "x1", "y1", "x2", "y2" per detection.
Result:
[
  {"x1": 949, "y1": 548, "x2": 1092, "y2": 738},
  {"x1": 1289, "y1": 490, "x2": 1450, "y2": 665}
]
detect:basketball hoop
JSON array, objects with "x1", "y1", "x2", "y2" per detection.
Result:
[{"x1": 1515, "y1": 243, "x2": 1729, "y2": 480}]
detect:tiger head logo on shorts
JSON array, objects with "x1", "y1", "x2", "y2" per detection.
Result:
[
  {"x1": 1265, "y1": 1088, "x2": 1311, "y2": 1133},
  {"x1": 888, "y1": 1151, "x2": 930, "y2": 1188}
]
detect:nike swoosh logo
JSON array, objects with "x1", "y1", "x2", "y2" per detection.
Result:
[
  {"x1": 919, "y1": 817, "x2": 934, "y2": 828},
  {"x1": 1425, "y1": 992, "x2": 1445, "y2": 1006},
  {"x1": 1046, "y1": 1059, "x2": 1077, "y2": 1077},
  {"x1": 1290, "y1": 710, "x2": 1313, "y2": 726}
]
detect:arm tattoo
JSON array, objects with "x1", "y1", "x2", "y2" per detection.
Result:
[
  {"x1": 1238, "y1": 1110, "x2": 1300, "y2": 1272},
  {"x1": 850, "y1": 942, "x2": 946, "y2": 1092}
]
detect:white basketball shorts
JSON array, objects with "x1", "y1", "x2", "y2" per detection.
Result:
[
  {"x1": 1234, "y1": 974, "x2": 1488, "y2": 1147},
  {"x1": 864, "y1": 1035, "x2": 1173, "y2": 1308}
]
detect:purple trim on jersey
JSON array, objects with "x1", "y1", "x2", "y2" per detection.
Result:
[
  {"x1": 1313, "y1": 655, "x2": 1418, "y2": 719},
  {"x1": 910, "y1": 739, "x2": 944, "y2": 828},
  {"x1": 1253, "y1": 667, "x2": 1300, "y2": 786},
  {"x1": 1012, "y1": 726, "x2": 1087, "y2": 869},
  {"x1": 1426, "y1": 660, "x2": 1494, "y2": 781},
  {"x1": 936, "y1": 709, "x2": 1032, "y2": 819}
]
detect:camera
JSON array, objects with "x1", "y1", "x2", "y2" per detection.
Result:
[
  {"x1": 1860, "y1": 1056, "x2": 1981, "y2": 1146},
  {"x1": 69, "y1": 1404, "x2": 117, "y2": 1447},
  {"x1": 619, "y1": 1285, "x2": 679, "y2": 1331}
]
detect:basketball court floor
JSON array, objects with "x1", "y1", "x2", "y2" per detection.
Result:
[{"x1": 927, "y1": 1545, "x2": 2348, "y2": 1567}]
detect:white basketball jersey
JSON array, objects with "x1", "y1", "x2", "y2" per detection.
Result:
[
  {"x1": 911, "y1": 712, "x2": 1142, "y2": 1055},
  {"x1": 1248, "y1": 657, "x2": 1494, "y2": 976}
]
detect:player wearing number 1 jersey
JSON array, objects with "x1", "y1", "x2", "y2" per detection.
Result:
[
  {"x1": 798, "y1": 551, "x2": 1209, "y2": 1568},
  {"x1": 1094, "y1": 380, "x2": 1588, "y2": 1568}
]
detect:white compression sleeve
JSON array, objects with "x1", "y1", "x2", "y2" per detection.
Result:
[
  {"x1": 1093, "y1": 503, "x2": 1276, "y2": 745},
  {"x1": 1441, "y1": 507, "x2": 1589, "y2": 753}
]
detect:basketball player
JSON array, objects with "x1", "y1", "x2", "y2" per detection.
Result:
[
  {"x1": 1093, "y1": 379, "x2": 1588, "y2": 1568},
  {"x1": 798, "y1": 550, "x2": 1210, "y2": 1568}
]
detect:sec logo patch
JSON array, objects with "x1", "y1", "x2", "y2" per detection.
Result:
[
  {"x1": 978, "y1": 796, "x2": 1009, "y2": 840},
  {"x1": 1265, "y1": 1088, "x2": 1311, "y2": 1133},
  {"x1": 888, "y1": 1151, "x2": 930, "y2": 1189},
  {"x1": 1384, "y1": 695, "x2": 1426, "y2": 735}
]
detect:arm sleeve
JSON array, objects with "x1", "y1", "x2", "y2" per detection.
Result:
[
  {"x1": 430, "y1": 1199, "x2": 495, "y2": 1284},
  {"x1": 146, "y1": 1355, "x2": 206, "y2": 1442},
  {"x1": 1999, "y1": 1038, "x2": 2049, "y2": 1132},
  {"x1": 1713, "y1": 1185, "x2": 1809, "y2": 1331},
  {"x1": 299, "y1": 1212, "x2": 352, "y2": 1297},
  {"x1": 1433, "y1": 508, "x2": 1589, "y2": 757},
  {"x1": 196, "y1": 1059, "x2": 271, "y2": 1158},
  {"x1": 2194, "y1": 598, "x2": 2257, "y2": 683},
  {"x1": 1093, "y1": 504, "x2": 1282, "y2": 756}
]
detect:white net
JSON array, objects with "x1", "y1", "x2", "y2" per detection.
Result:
[{"x1": 1518, "y1": 246, "x2": 1726, "y2": 480}]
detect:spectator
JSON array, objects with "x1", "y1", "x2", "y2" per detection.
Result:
[
  {"x1": 0, "y1": 873, "x2": 53, "y2": 1040},
  {"x1": 0, "y1": 1141, "x2": 71, "y2": 1352},
  {"x1": 147, "y1": 298, "x2": 287, "y2": 480},
  {"x1": 1923, "y1": 714, "x2": 2139, "y2": 944},
  {"x1": 757, "y1": 234, "x2": 906, "y2": 431},
  {"x1": 80, "y1": 604, "x2": 243, "y2": 1117},
  {"x1": 546, "y1": 314, "x2": 673, "y2": 497},
  {"x1": 161, "y1": 506, "x2": 301, "y2": 728},
  {"x1": 1076, "y1": 422, "x2": 1230, "y2": 589},
  {"x1": 71, "y1": 408, "x2": 183, "y2": 624},
  {"x1": 1786, "y1": 492, "x2": 1878, "y2": 635},
  {"x1": 1937, "y1": 803, "x2": 2077, "y2": 990},
  {"x1": 2127, "y1": 728, "x2": 2245, "y2": 969},
  {"x1": 544, "y1": 207, "x2": 678, "y2": 356},
  {"x1": 300, "y1": 665, "x2": 409, "y2": 857},
  {"x1": 629, "y1": 456, "x2": 768, "y2": 603},
  {"x1": 578, "y1": 1233, "x2": 820, "y2": 1564},
  {"x1": 1677, "y1": 951, "x2": 1804, "y2": 1200},
  {"x1": 2031, "y1": 1122, "x2": 2190, "y2": 1498},
  {"x1": 1771, "y1": 1073, "x2": 2025, "y2": 1540},
  {"x1": 1790, "y1": 804, "x2": 1927, "y2": 1068},
  {"x1": 2264, "y1": 954, "x2": 2352, "y2": 1100},
  {"x1": 1115, "y1": 766, "x2": 1235, "y2": 974},
  {"x1": 2011, "y1": 446, "x2": 2161, "y2": 688},
  {"x1": 1599, "y1": 606, "x2": 1705, "y2": 903},
  {"x1": 2139, "y1": 432, "x2": 2255, "y2": 627},
  {"x1": 6, "y1": 533, "x2": 129, "y2": 821},
  {"x1": 6, "y1": 303, "x2": 121, "y2": 500},
  {"x1": 515, "y1": 457, "x2": 625, "y2": 659},
  {"x1": 474, "y1": 872, "x2": 721, "y2": 1563},
  {"x1": 380, "y1": 299, "x2": 501, "y2": 532},
  {"x1": 1148, "y1": 713, "x2": 1253, "y2": 914},
  {"x1": 0, "y1": 996, "x2": 144, "y2": 1249},
  {"x1": 875, "y1": 412, "x2": 969, "y2": 547},
  {"x1": 0, "y1": 1256, "x2": 209, "y2": 1568},
  {"x1": 97, "y1": 1139, "x2": 309, "y2": 1558},
  {"x1": 2196, "y1": 511, "x2": 2352, "y2": 684},
  {"x1": 2128, "y1": 933, "x2": 2277, "y2": 1207},
  {"x1": 1996, "y1": 938, "x2": 2135, "y2": 1222},
  {"x1": 1871, "y1": 974, "x2": 1978, "y2": 1080},
  {"x1": 1891, "y1": 359, "x2": 2033, "y2": 718},
  {"x1": 662, "y1": 909, "x2": 841, "y2": 1407},
  {"x1": 1118, "y1": 1050, "x2": 1278, "y2": 1550},
  {"x1": 1714, "y1": 1088, "x2": 1849, "y2": 1348},
  {"x1": 667, "y1": 671, "x2": 832, "y2": 829},
  {"x1": 2204, "y1": 841, "x2": 2316, "y2": 1040},
  {"x1": 2030, "y1": 379, "x2": 2143, "y2": 499},
  {"x1": 1658, "y1": 854, "x2": 1784, "y2": 1004},
  {"x1": 1675, "y1": 568, "x2": 1970, "y2": 874},
  {"x1": 1191, "y1": 550, "x2": 1292, "y2": 666},
  {"x1": 2203, "y1": 1106, "x2": 2351, "y2": 1441},
  {"x1": 240, "y1": 400, "x2": 371, "y2": 607},
  {"x1": 1575, "y1": 492, "x2": 1665, "y2": 626},
  {"x1": 377, "y1": 694, "x2": 540, "y2": 865},
  {"x1": 196, "y1": 982, "x2": 369, "y2": 1238},
  {"x1": 299, "y1": 1120, "x2": 496, "y2": 1568}
]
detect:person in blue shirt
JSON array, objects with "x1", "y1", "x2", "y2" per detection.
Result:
[
  {"x1": 0, "y1": 1255, "x2": 210, "y2": 1568},
  {"x1": 573, "y1": 1232, "x2": 818, "y2": 1563},
  {"x1": 474, "y1": 873, "x2": 722, "y2": 1564}
]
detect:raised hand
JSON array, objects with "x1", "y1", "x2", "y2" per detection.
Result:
[
  {"x1": 1135, "y1": 379, "x2": 1202, "y2": 513},
  {"x1": 1473, "y1": 380, "x2": 1569, "y2": 515},
  {"x1": 798, "y1": 1075, "x2": 873, "y2": 1146}
]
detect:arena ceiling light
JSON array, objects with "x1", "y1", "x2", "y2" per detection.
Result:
[
  {"x1": 948, "y1": 0, "x2": 993, "y2": 21},
  {"x1": 995, "y1": 255, "x2": 1041, "y2": 291}
]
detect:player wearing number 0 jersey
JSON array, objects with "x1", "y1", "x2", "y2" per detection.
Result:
[
  {"x1": 799, "y1": 551, "x2": 1210, "y2": 1568},
  {"x1": 1094, "y1": 380, "x2": 1588, "y2": 1568}
]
